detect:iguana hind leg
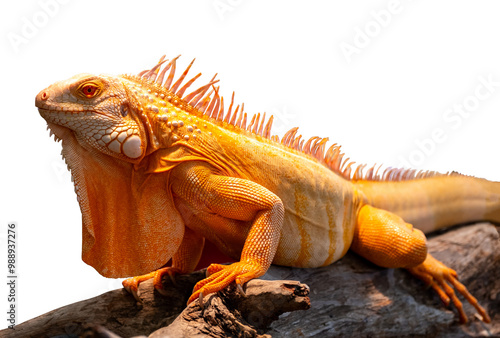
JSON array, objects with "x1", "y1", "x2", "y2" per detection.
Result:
[
  {"x1": 352, "y1": 204, "x2": 490, "y2": 323},
  {"x1": 351, "y1": 204, "x2": 427, "y2": 268}
]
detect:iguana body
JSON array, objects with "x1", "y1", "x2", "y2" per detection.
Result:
[{"x1": 35, "y1": 56, "x2": 496, "y2": 323}]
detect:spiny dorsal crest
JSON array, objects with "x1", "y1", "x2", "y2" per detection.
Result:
[{"x1": 131, "y1": 55, "x2": 447, "y2": 182}]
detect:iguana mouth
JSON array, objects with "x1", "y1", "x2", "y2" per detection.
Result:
[
  {"x1": 38, "y1": 107, "x2": 115, "y2": 120},
  {"x1": 38, "y1": 108, "x2": 112, "y2": 130}
]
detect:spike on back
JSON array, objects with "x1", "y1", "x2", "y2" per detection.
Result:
[{"x1": 130, "y1": 55, "x2": 448, "y2": 183}]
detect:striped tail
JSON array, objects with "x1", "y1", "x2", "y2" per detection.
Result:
[{"x1": 354, "y1": 174, "x2": 500, "y2": 234}]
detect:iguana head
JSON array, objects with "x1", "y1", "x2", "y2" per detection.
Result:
[
  {"x1": 34, "y1": 61, "x2": 204, "y2": 278},
  {"x1": 34, "y1": 56, "x2": 262, "y2": 278},
  {"x1": 36, "y1": 73, "x2": 147, "y2": 162}
]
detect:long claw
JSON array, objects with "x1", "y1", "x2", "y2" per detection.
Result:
[
  {"x1": 236, "y1": 283, "x2": 246, "y2": 297},
  {"x1": 132, "y1": 289, "x2": 142, "y2": 303},
  {"x1": 122, "y1": 275, "x2": 152, "y2": 303}
]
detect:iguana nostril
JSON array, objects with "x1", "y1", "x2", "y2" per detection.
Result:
[{"x1": 41, "y1": 91, "x2": 49, "y2": 100}]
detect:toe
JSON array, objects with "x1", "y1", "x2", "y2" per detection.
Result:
[{"x1": 206, "y1": 263, "x2": 227, "y2": 276}]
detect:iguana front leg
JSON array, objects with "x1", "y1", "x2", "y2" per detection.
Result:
[
  {"x1": 352, "y1": 204, "x2": 490, "y2": 323},
  {"x1": 170, "y1": 161, "x2": 285, "y2": 304},
  {"x1": 122, "y1": 226, "x2": 204, "y2": 301}
]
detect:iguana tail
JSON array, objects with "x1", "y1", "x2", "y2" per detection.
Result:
[{"x1": 354, "y1": 174, "x2": 500, "y2": 234}]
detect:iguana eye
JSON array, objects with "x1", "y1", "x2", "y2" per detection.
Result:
[
  {"x1": 120, "y1": 105, "x2": 128, "y2": 117},
  {"x1": 81, "y1": 84, "x2": 99, "y2": 98}
]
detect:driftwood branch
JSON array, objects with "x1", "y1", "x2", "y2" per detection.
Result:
[
  {"x1": 150, "y1": 280, "x2": 310, "y2": 338},
  {"x1": 2, "y1": 223, "x2": 499, "y2": 337},
  {"x1": 267, "y1": 222, "x2": 500, "y2": 337},
  {"x1": 3, "y1": 271, "x2": 310, "y2": 337}
]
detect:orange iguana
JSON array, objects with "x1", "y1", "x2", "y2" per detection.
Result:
[{"x1": 35, "y1": 55, "x2": 497, "y2": 324}]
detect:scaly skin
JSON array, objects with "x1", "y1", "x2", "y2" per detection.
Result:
[{"x1": 35, "y1": 56, "x2": 497, "y2": 323}]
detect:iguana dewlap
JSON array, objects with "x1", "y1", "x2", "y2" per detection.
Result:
[{"x1": 35, "y1": 55, "x2": 498, "y2": 324}]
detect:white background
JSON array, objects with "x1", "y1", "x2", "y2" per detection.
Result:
[{"x1": 1, "y1": 0, "x2": 500, "y2": 329}]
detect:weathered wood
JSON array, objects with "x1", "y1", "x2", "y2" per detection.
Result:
[
  {"x1": 1, "y1": 272, "x2": 309, "y2": 337},
  {"x1": 267, "y1": 223, "x2": 500, "y2": 337},
  {"x1": 150, "y1": 280, "x2": 310, "y2": 338},
  {"x1": 2, "y1": 270, "x2": 206, "y2": 338},
  {"x1": 2, "y1": 223, "x2": 498, "y2": 337}
]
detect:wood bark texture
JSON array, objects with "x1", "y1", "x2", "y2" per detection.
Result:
[{"x1": 1, "y1": 223, "x2": 498, "y2": 337}]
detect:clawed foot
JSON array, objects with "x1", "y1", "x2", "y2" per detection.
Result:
[
  {"x1": 408, "y1": 254, "x2": 491, "y2": 323},
  {"x1": 187, "y1": 261, "x2": 263, "y2": 304},
  {"x1": 122, "y1": 267, "x2": 181, "y2": 302}
]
